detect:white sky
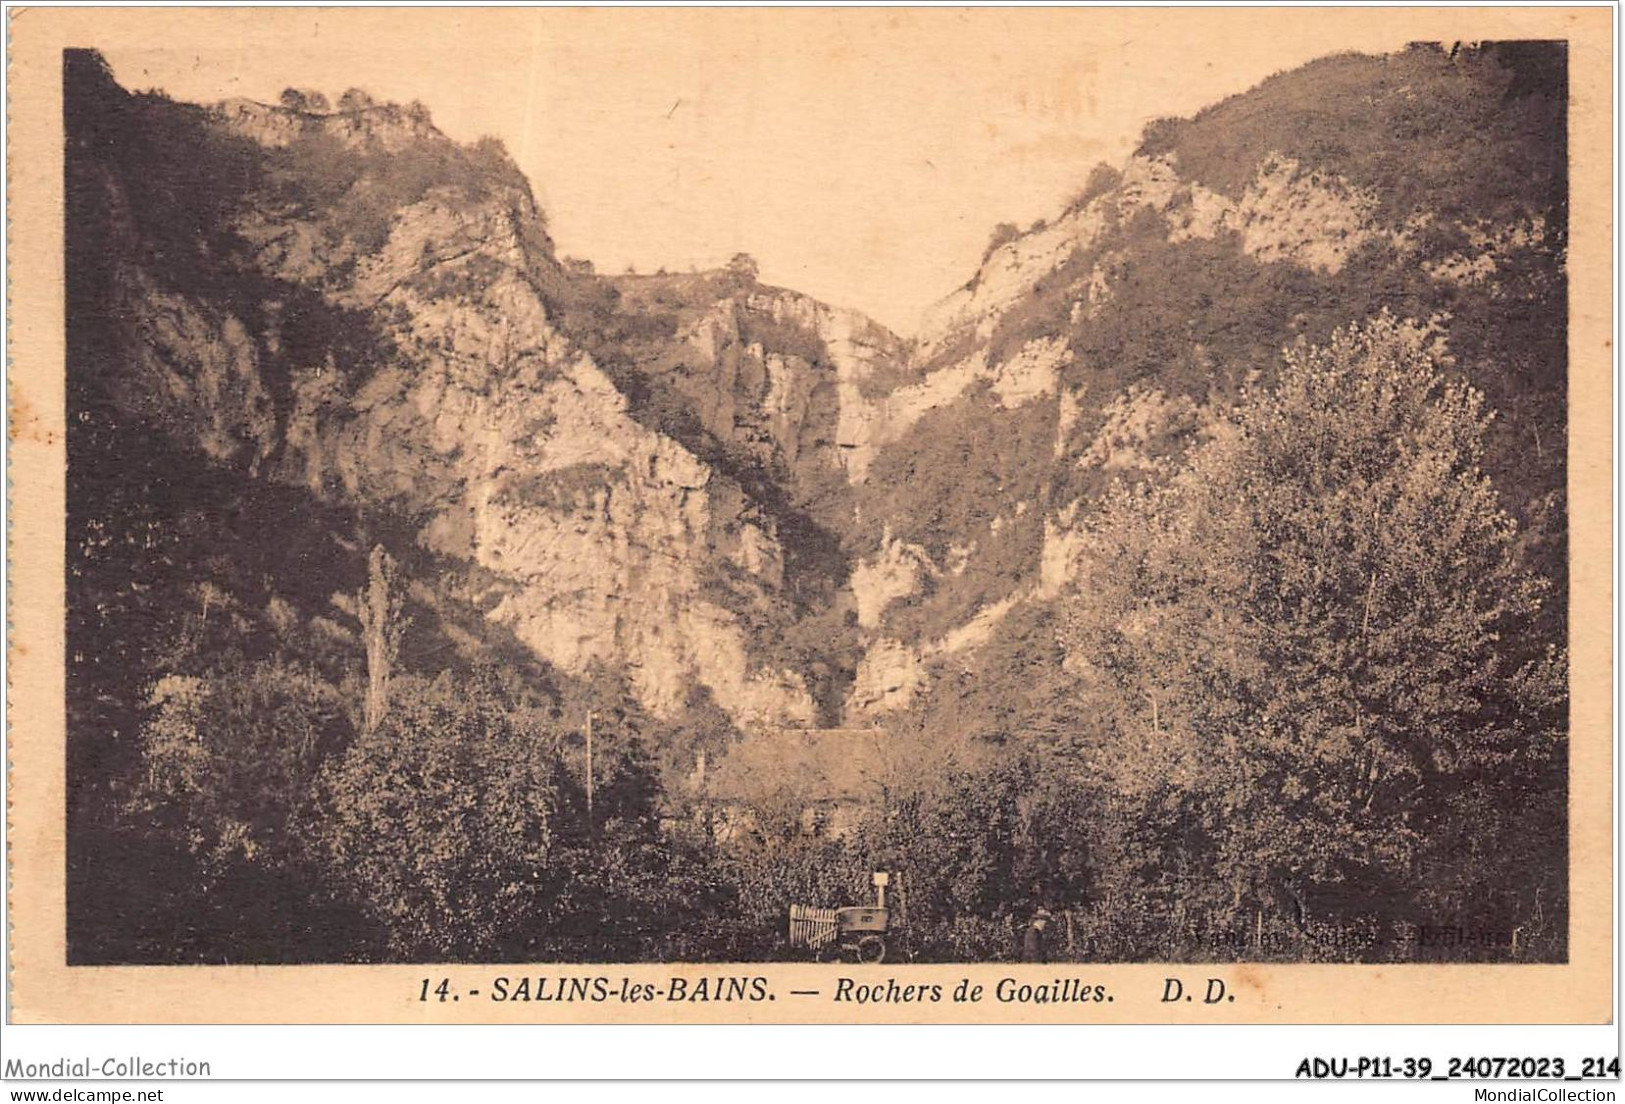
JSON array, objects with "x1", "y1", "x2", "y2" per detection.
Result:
[{"x1": 97, "y1": 9, "x2": 1425, "y2": 334}]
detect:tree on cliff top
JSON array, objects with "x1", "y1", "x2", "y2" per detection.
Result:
[
  {"x1": 280, "y1": 87, "x2": 330, "y2": 113},
  {"x1": 727, "y1": 252, "x2": 760, "y2": 283}
]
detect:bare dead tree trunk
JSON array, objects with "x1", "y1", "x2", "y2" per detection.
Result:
[{"x1": 359, "y1": 545, "x2": 405, "y2": 736}]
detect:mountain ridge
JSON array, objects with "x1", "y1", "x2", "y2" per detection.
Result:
[{"x1": 68, "y1": 40, "x2": 1567, "y2": 742}]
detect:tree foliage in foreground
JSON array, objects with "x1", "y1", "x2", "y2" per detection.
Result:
[
  {"x1": 1059, "y1": 314, "x2": 1566, "y2": 936},
  {"x1": 314, "y1": 670, "x2": 567, "y2": 959}
]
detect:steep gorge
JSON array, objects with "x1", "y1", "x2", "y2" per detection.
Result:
[
  {"x1": 838, "y1": 42, "x2": 1567, "y2": 725},
  {"x1": 67, "y1": 41, "x2": 1567, "y2": 758}
]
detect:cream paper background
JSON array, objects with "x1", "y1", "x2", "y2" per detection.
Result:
[{"x1": 6, "y1": 5, "x2": 1613, "y2": 1025}]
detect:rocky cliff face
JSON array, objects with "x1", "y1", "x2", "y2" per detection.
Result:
[
  {"x1": 70, "y1": 42, "x2": 1566, "y2": 739},
  {"x1": 69, "y1": 55, "x2": 876, "y2": 731}
]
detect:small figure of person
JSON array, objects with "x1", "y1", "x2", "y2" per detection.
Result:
[{"x1": 1022, "y1": 907, "x2": 1054, "y2": 963}]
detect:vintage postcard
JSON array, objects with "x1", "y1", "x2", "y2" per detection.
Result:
[{"x1": 6, "y1": 6, "x2": 1613, "y2": 1025}]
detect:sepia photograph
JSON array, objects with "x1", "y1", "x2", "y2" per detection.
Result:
[{"x1": 6, "y1": 6, "x2": 1613, "y2": 1034}]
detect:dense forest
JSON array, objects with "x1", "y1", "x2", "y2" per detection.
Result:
[{"x1": 65, "y1": 42, "x2": 1568, "y2": 964}]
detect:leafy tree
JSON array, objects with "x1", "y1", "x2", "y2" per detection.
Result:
[
  {"x1": 1067, "y1": 163, "x2": 1124, "y2": 214},
  {"x1": 313, "y1": 664, "x2": 729, "y2": 961},
  {"x1": 978, "y1": 222, "x2": 1022, "y2": 268},
  {"x1": 1061, "y1": 314, "x2": 1565, "y2": 934},
  {"x1": 131, "y1": 659, "x2": 351, "y2": 876},
  {"x1": 714, "y1": 835, "x2": 868, "y2": 959},
  {"x1": 540, "y1": 734, "x2": 736, "y2": 961},
  {"x1": 119, "y1": 658, "x2": 364, "y2": 961},
  {"x1": 280, "y1": 88, "x2": 330, "y2": 113},
  {"x1": 315, "y1": 669, "x2": 568, "y2": 959},
  {"x1": 726, "y1": 252, "x2": 760, "y2": 283},
  {"x1": 848, "y1": 756, "x2": 1098, "y2": 961}
]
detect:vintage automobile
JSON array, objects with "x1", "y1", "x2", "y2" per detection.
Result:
[{"x1": 788, "y1": 872, "x2": 893, "y2": 963}]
